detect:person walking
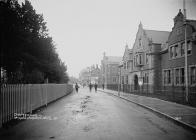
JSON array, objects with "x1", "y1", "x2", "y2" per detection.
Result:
[
  {"x1": 75, "y1": 83, "x2": 79, "y2": 93},
  {"x1": 102, "y1": 84, "x2": 104, "y2": 90},
  {"x1": 89, "y1": 83, "x2": 92, "y2": 92},
  {"x1": 94, "y1": 83, "x2": 98, "y2": 92}
]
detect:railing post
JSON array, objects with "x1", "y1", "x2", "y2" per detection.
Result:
[
  {"x1": 0, "y1": 86, "x2": 3, "y2": 127},
  {"x1": 30, "y1": 84, "x2": 32, "y2": 114}
]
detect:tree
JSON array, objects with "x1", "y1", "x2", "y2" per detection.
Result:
[{"x1": 0, "y1": 0, "x2": 69, "y2": 84}]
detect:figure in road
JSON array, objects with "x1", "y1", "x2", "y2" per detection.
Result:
[
  {"x1": 94, "y1": 83, "x2": 98, "y2": 92},
  {"x1": 75, "y1": 83, "x2": 79, "y2": 93},
  {"x1": 89, "y1": 83, "x2": 92, "y2": 92},
  {"x1": 102, "y1": 84, "x2": 104, "y2": 90}
]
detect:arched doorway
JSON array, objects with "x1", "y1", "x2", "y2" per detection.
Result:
[{"x1": 134, "y1": 74, "x2": 139, "y2": 90}]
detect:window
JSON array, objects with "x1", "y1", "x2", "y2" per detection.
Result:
[
  {"x1": 126, "y1": 62, "x2": 129, "y2": 69},
  {"x1": 174, "y1": 45, "x2": 177, "y2": 57},
  {"x1": 190, "y1": 66, "x2": 196, "y2": 85},
  {"x1": 139, "y1": 38, "x2": 142, "y2": 46},
  {"x1": 187, "y1": 41, "x2": 192, "y2": 55},
  {"x1": 180, "y1": 68, "x2": 184, "y2": 84},
  {"x1": 175, "y1": 69, "x2": 180, "y2": 85},
  {"x1": 126, "y1": 75, "x2": 128, "y2": 84},
  {"x1": 169, "y1": 46, "x2": 173, "y2": 58},
  {"x1": 181, "y1": 43, "x2": 185, "y2": 56},
  {"x1": 174, "y1": 68, "x2": 184, "y2": 85},
  {"x1": 170, "y1": 41, "x2": 191, "y2": 59},
  {"x1": 163, "y1": 69, "x2": 172, "y2": 85},
  {"x1": 175, "y1": 44, "x2": 180, "y2": 57},
  {"x1": 143, "y1": 73, "x2": 149, "y2": 84},
  {"x1": 127, "y1": 61, "x2": 131, "y2": 69},
  {"x1": 136, "y1": 55, "x2": 139, "y2": 64},
  {"x1": 134, "y1": 57, "x2": 136, "y2": 67},
  {"x1": 139, "y1": 54, "x2": 142, "y2": 64},
  {"x1": 146, "y1": 54, "x2": 148, "y2": 64},
  {"x1": 135, "y1": 53, "x2": 143, "y2": 65}
]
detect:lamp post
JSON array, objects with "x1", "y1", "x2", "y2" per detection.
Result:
[
  {"x1": 118, "y1": 67, "x2": 121, "y2": 96},
  {"x1": 138, "y1": 76, "x2": 143, "y2": 94},
  {"x1": 183, "y1": 0, "x2": 189, "y2": 102}
]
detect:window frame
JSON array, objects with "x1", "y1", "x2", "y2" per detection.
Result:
[
  {"x1": 189, "y1": 65, "x2": 196, "y2": 86},
  {"x1": 163, "y1": 69, "x2": 172, "y2": 86},
  {"x1": 174, "y1": 67, "x2": 184, "y2": 86},
  {"x1": 169, "y1": 40, "x2": 192, "y2": 60}
]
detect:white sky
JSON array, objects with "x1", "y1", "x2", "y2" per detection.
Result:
[{"x1": 30, "y1": 0, "x2": 196, "y2": 78}]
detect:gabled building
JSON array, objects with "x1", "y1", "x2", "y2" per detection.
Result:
[
  {"x1": 120, "y1": 45, "x2": 133, "y2": 91},
  {"x1": 127, "y1": 22, "x2": 170, "y2": 92},
  {"x1": 101, "y1": 52, "x2": 122, "y2": 89},
  {"x1": 160, "y1": 9, "x2": 196, "y2": 103},
  {"x1": 121, "y1": 44, "x2": 132, "y2": 84}
]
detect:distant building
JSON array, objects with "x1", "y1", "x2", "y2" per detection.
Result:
[
  {"x1": 79, "y1": 69, "x2": 90, "y2": 85},
  {"x1": 101, "y1": 52, "x2": 122, "y2": 88},
  {"x1": 79, "y1": 64, "x2": 101, "y2": 85}
]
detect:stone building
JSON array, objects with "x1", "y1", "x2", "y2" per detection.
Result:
[
  {"x1": 160, "y1": 10, "x2": 196, "y2": 103},
  {"x1": 121, "y1": 22, "x2": 170, "y2": 93},
  {"x1": 79, "y1": 65, "x2": 101, "y2": 85},
  {"x1": 101, "y1": 52, "x2": 122, "y2": 89}
]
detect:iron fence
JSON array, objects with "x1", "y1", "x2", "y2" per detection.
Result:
[{"x1": 106, "y1": 84, "x2": 196, "y2": 106}]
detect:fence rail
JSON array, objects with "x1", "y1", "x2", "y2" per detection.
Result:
[
  {"x1": 107, "y1": 84, "x2": 196, "y2": 106},
  {"x1": 0, "y1": 84, "x2": 73, "y2": 127}
]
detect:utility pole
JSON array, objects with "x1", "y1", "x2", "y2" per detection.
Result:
[{"x1": 183, "y1": 0, "x2": 189, "y2": 102}]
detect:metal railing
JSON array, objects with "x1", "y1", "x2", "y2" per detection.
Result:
[
  {"x1": 106, "y1": 84, "x2": 196, "y2": 106},
  {"x1": 0, "y1": 84, "x2": 73, "y2": 127}
]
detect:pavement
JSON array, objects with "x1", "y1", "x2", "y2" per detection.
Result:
[
  {"x1": 0, "y1": 88, "x2": 196, "y2": 140},
  {"x1": 98, "y1": 88, "x2": 196, "y2": 132}
]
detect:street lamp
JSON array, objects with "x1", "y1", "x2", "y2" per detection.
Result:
[
  {"x1": 118, "y1": 64, "x2": 123, "y2": 96},
  {"x1": 183, "y1": 0, "x2": 189, "y2": 102},
  {"x1": 138, "y1": 76, "x2": 143, "y2": 93}
]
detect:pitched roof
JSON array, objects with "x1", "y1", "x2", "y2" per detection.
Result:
[{"x1": 144, "y1": 30, "x2": 170, "y2": 44}]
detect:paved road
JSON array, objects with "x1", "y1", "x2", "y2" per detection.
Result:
[{"x1": 0, "y1": 88, "x2": 196, "y2": 140}]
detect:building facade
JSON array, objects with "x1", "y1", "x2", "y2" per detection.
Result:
[
  {"x1": 160, "y1": 10, "x2": 196, "y2": 103},
  {"x1": 121, "y1": 23, "x2": 170, "y2": 93},
  {"x1": 101, "y1": 53, "x2": 122, "y2": 89},
  {"x1": 79, "y1": 65, "x2": 101, "y2": 85},
  {"x1": 118, "y1": 10, "x2": 196, "y2": 105}
]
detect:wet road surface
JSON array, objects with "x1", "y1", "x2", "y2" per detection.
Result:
[{"x1": 0, "y1": 88, "x2": 196, "y2": 140}]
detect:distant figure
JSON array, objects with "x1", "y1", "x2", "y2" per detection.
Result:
[
  {"x1": 94, "y1": 83, "x2": 98, "y2": 92},
  {"x1": 102, "y1": 84, "x2": 104, "y2": 90},
  {"x1": 89, "y1": 83, "x2": 92, "y2": 92},
  {"x1": 75, "y1": 83, "x2": 79, "y2": 93}
]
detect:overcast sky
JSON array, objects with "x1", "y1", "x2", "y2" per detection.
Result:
[{"x1": 30, "y1": 0, "x2": 196, "y2": 78}]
